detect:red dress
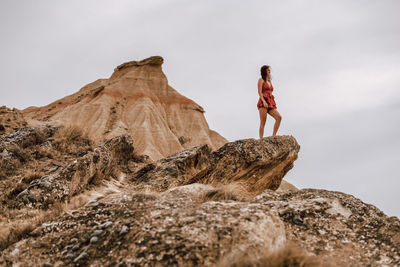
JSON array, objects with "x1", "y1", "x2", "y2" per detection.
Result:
[{"x1": 257, "y1": 80, "x2": 277, "y2": 110}]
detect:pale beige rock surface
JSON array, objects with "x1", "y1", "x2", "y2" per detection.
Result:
[
  {"x1": 22, "y1": 56, "x2": 227, "y2": 160},
  {"x1": 130, "y1": 136, "x2": 300, "y2": 195},
  {"x1": 277, "y1": 180, "x2": 298, "y2": 192}
]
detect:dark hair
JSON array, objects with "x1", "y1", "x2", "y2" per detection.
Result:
[{"x1": 260, "y1": 65, "x2": 271, "y2": 81}]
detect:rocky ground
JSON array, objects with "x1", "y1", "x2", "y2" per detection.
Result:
[
  {"x1": 0, "y1": 106, "x2": 27, "y2": 135},
  {"x1": 0, "y1": 125, "x2": 399, "y2": 266}
]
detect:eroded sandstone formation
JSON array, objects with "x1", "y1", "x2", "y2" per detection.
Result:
[
  {"x1": 130, "y1": 136, "x2": 300, "y2": 195},
  {"x1": 22, "y1": 56, "x2": 227, "y2": 160}
]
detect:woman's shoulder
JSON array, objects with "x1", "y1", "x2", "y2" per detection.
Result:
[{"x1": 258, "y1": 78, "x2": 264, "y2": 84}]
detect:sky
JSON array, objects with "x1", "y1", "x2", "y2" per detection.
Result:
[{"x1": 1, "y1": 0, "x2": 399, "y2": 216}]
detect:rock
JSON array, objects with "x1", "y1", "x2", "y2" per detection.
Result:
[
  {"x1": 178, "y1": 136, "x2": 188, "y2": 145},
  {"x1": 100, "y1": 221, "x2": 113, "y2": 229},
  {"x1": 15, "y1": 134, "x2": 134, "y2": 209},
  {"x1": 292, "y1": 214, "x2": 303, "y2": 225},
  {"x1": 49, "y1": 167, "x2": 58, "y2": 173},
  {"x1": 22, "y1": 56, "x2": 227, "y2": 160},
  {"x1": 0, "y1": 187, "x2": 287, "y2": 266},
  {"x1": 5, "y1": 182, "x2": 400, "y2": 266},
  {"x1": 92, "y1": 230, "x2": 103, "y2": 236},
  {"x1": 0, "y1": 148, "x2": 10, "y2": 158},
  {"x1": 16, "y1": 189, "x2": 36, "y2": 204},
  {"x1": 113, "y1": 56, "x2": 164, "y2": 71},
  {"x1": 86, "y1": 199, "x2": 98, "y2": 206},
  {"x1": 42, "y1": 262, "x2": 52, "y2": 267},
  {"x1": 73, "y1": 252, "x2": 88, "y2": 263},
  {"x1": 120, "y1": 225, "x2": 129, "y2": 235},
  {"x1": 194, "y1": 136, "x2": 300, "y2": 194},
  {"x1": 0, "y1": 125, "x2": 56, "y2": 150},
  {"x1": 131, "y1": 136, "x2": 300, "y2": 194},
  {"x1": 10, "y1": 247, "x2": 19, "y2": 257},
  {"x1": 90, "y1": 236, "x2": 99, "y2": 244},
  {"x1": 0, "y1": 106, "x2": 27, "y2": 134},
  {"x1": 130, "y1": 144, "x2": 211, "y2": 192},
  {"x1": 276, "y1": 180, "x2": 298, "y2": 192},
  {"x1": 1, "y1": 184, "x2": 400, "y2": 266},
  {"x1": 65, "y1": 253, "x2": 74, "y2": 260},
  {"x1": 254, "y1": 188, "x2": 400, "y2": 266}
]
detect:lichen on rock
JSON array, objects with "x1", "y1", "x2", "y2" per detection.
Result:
[{"x1": 130, "y1": 135, "x2": 300, "y2": 195}]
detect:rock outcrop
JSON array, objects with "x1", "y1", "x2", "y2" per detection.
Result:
[
  {"x1": 0, "y1": 106, "x2": 27, "y2": 135},
  {"x1": 15, "y1": 135, "x2": 134, "y2": 209},
  {"x1": 22, "y1": 56, "x2": 227, "y2": 160},
  {"x1": 255, "y1": 189, "x2": 400, "y2": 266},
  {"x1": 0, "y1": 125, "x2": 57, "y2": 181},
  {"x1": 1, "y1": 185, "x2": 399, "y2": 266},
  {"x1": 0, "y1": 186, "x2": 287, "y2": 266},
  {"x1": 130, "y1": 136, "x2": 300, "y2": 195}
]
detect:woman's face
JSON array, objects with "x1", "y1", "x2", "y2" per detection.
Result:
[{"x1": 267, "y1": 68, "x2": 271, "y2": 76}]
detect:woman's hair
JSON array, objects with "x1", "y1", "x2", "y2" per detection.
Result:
[{"x1": 260, "y1": 65, "x2": 271, "y2": 81}]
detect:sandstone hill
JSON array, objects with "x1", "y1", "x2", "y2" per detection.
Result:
[
  {"x1": 0, "y1": 125, "x2": 399, "y2": 266},
  {"x1": 22, "y1": 56, "x2": 227, "y2": 160}
]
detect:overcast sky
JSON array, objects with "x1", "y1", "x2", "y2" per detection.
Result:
[{"x1": 1, "y1": 0, "x2": 399, "y2": 216}]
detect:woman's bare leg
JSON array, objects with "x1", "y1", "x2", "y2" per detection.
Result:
[
  {"x1": 268, "y1": 109, "x2": 282, "y2": 136},
  {"x1": 258, "y1": 107, "x2": 268, "y2": 139}
]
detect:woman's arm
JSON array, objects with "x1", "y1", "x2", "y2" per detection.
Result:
[{"x1": 258, "y1": 79, "x2": 268, "y2": 108}]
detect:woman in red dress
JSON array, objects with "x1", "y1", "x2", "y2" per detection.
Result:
[{"x1": 257, "y1": 65, "x2": 282, "y2": 138}]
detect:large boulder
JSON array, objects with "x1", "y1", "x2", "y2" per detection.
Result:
[{"x1": 130, "y1": 135, "x2": 300, "y2": 195}]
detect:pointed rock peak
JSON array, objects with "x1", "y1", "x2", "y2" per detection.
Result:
[
  {"x1": 23, "y1": 55, "x2": 227, "y2": 160},
  {"x1": 114, "y1": 56, "x2": 164, "y2": 71},
  {"x1": 110, "y1": 56, "x2": 164, "y2": 80}
]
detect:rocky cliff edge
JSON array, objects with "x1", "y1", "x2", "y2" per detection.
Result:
[{"x1": 0, "y1": 126, "x2": 399, "y2": 266}]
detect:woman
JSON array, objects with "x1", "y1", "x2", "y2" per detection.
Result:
[{"x1": 257, "y1": 65, "x2": 282, "y2": 138}]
